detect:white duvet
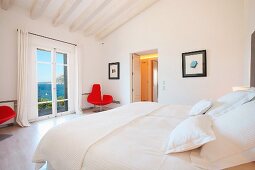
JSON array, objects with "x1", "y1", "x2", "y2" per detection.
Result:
[{"x1": 33, "y1": 102, "x2": 202, "y2": 170}]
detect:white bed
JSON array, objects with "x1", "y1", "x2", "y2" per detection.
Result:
[
  {"x1": 33, "y1": 101, "x2": 255, "y2": 170},
  {"x1": 33, "y1": 102, "x2": 203, "y2": 170}
]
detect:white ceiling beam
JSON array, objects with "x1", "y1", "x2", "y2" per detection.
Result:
[
  {"x1": 30, "y1": 0, "x2": 52, "y2": 19},
  {"x1": 53, "y1": 0, "x2": 82, "y2": 26},
  {"x1": 0, "y1": 0, "x2": 14, "y2": 10},
  {"x1": 69, "y1": 0, "x2": 112, "y2": 32},
  {"x1": 96, "y1": 0, "x2": 159, "y2": 39},
  {"x1": 83, "y1": 0, "x2": 137, "y2": 36},
  {"x1": 81, "y1": 0, "x2": 120, "y2": 34}
]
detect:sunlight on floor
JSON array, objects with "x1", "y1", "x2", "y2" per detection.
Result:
[{"x1": 0, "y1": 113, "x2": 84, "y2": 170}]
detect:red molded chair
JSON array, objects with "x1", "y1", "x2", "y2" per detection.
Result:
[
  {"x1": 0, "y1": 106, "x2": 16, "y2": 141},
  {"x1": 0, "y1": 106, "x2": 16, "y2": 124},
  {"x1": 87, "y1": 84, "x2": 113, "y2": 111}
]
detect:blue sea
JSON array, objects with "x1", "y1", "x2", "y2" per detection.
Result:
[{"x1": 38, "y1": 83, "x2": 66, "y2": 100}]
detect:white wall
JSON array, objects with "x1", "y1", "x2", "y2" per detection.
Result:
[
  {"x1": 0, "y1": 6, "x2": 103, "y2": 105},
  {"x1": 1, "y1": 0, "x2": 253, "y2": 107},
  {"x1": 101, "y1": 0, "x2": 245, "y2": 105},
  {"x1": 243, "y1": 0, "x2": 255, "y2": 85}
]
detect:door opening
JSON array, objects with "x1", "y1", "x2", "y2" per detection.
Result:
[{"x1": 131, "y1": 49, "x2": 158, "y2": 102}]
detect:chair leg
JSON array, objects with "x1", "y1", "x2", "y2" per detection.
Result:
[
  {"x1": 92, "y1": 105, "x2": 102, "y2": 112},
  {"x1": 92, "y1": 105, "x2": 108, "y2": 112}
]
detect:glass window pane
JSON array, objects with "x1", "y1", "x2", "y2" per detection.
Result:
[
  {"x1": 38, "y1": 63, "x2": 52, "y2": 102},
  {"x1": 38, "y1": 83, "x2": 52, "y2": 102},
  {"x1": 56, "y1": 65, "x2": 68, "y2": 100},
  {"x1": 56, "y1": 52, "x2": 67, "y2": 64},
  {"x1": 37, "y1": 63, "x2": 52, "y2": 83},
  {"x1": 38, "y1": 102, "x2": 52, "y2": 117},
  {"x1": 37, "y1": 49, "x2": 51, "y2": 62},
  {"x1": 57, "y1": 101, "x2": 68, "y2": 113}
]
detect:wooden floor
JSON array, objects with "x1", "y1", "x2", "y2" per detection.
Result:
[{"x1": 0, "y1": 113, "x2": 85, "y2": 170}]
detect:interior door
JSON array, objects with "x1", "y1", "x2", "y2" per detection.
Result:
[
  {"x1": 152, "y1": 60, "x2": 158, "y2": 102},
  {"x1": 141, "y1": 60, "x2": 149, "y2": 101},
  {"x1": 132, "y1": 54, "x2": 141, "y2": 102}
]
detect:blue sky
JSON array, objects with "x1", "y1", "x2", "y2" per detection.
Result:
[{"x1": 37, "y1": 50, "x2": 66, "y2": 83}]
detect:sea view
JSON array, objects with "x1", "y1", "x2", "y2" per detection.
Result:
[
  {"x1": 38, "y1": 83, "x2": 68, "y2": 116},
  {"x1": 38, "y1": 83, "x2": 67, "y2": 101}
]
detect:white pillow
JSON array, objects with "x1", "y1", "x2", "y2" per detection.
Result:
[
  {"x1": 189, "y1": 100, "x2": 212, "y2": 116},
  {"x1": 206, "y1": 101, "x2": 231, "y2": 118},
  {"x1": 207, "y1": 91, "x2": 255, "y2": 118},
  {"x1": 217, "y1": 90, "x2": 255, "y2": 104},
  {"x1": 165, "y1": 115, "x2": 215, "y2": 154},
  {"x1": 191, "y1": 100, "x2": 255, "y2": 169}
]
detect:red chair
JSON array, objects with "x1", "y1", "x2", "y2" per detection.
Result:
[
  {"x1": 0, "y1": 106, "x2": 16, "y2": 141},
  {"x1": 0, "y1": 106, "x2": 16, "y2": 124},
  {"x1": 87, "y1": 84, "x2": 113, "y2": 111}
]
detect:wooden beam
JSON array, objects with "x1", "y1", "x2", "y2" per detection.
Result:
[
  {"x1": 83, "y1": 0, "x2": 136, "y2": 36},
  {"x1": 0, "y1": 0, "x2": 14, "y2": 10},
  {"x1": 96, "y1": 0, "x2": 159, "y2": 39},
  {"x1": 82, "y1": 0, "x2": 120, "y2": 34},
  {"x1": 69, "y1": 0, "x2": 112, "y2": 32},
  {"x1": 30, "y1": 0, "x2": 52, "y2": 19},
  {"x1": 53, "y1": 0, "x2": 82, "y2": 26}
]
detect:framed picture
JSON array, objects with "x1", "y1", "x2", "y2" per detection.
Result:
[
  {"x1": 109, "y1": 62, "x2": 120, "y2": 79},
  {"x1": 182, "y1": 50, "x2": 207, "y2": 78}
]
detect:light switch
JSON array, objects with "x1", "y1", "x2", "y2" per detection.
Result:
[{"x1": 162, "y1": 81, "x2": 166, "y2": 91}]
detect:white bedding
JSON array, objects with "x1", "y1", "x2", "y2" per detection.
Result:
[{"x1": 33, "y1": 102, "x2": 202, "y2": 170}]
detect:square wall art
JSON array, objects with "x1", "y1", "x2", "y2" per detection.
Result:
[{"x1": 182, "y1": 50, "x2": 207, "y2": 78}]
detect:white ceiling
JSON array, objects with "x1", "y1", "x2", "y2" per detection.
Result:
[{"x1": 1, "y1": 0, "x2": 159, "y2": 39}]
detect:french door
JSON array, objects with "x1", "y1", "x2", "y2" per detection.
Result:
[{"x1": 36, "y1": 48, "x2": 69, "y2": 118}]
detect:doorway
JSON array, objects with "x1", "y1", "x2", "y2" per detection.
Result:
[{"x1": 131, "y1": 49, "x2": 158, "y2": 102}]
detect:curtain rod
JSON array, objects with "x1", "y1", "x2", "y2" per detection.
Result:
[{"x1": 17, "y1": 29, "x2": 77, "y2": 46}]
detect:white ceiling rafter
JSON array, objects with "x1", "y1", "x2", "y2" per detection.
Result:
[
  {"x1": 69, "y1": 0, "x2": 112, "y2": 32},
  {"x1": 0, "y1": 0, "x2": 14, "y2": 10},
  {"x1": 96, "y1": 0, "x2": 159, "y2": 39},
  {"x1": 83, "y1": 0, "x2": 137, "y2": 36},
  {"x1": 53, "y1": 0, "x2": 82, "y2": 27},
  {"x1": 82, "y1": 0, "x2": 122, "y2": 35},
  {"x1": 9, "y1": 0, "x2": 159, "y2": 38},
  {"x1": 30, "y1": 0, "x2": 52, "y2": 19}
]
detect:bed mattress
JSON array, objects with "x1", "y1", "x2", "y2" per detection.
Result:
[{"x1": 33, "y1": 102, "x2": 202, "y2": 170}]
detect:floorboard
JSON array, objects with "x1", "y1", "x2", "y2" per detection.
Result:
[{"x1": 0, "y1": 113, "x2": 85, "y2": 170}]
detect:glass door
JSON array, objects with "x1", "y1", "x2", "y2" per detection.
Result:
[
  {"x1": 36, "y1": 48, "x2": 69, "y2": 118},
  {"x1": 37, "y1": 49, "x2": 53, "y2": 117},
  {"x1": 56, "y1": 52, "x2": 69, "y2": 115}
]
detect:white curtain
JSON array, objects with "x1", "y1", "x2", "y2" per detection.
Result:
[
  {"x1": 74, "y1": 45, "x2": 82, "y2": 114},
  {"x1": 16, "y1": 29, "x2": 30, "y2": 127}
]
